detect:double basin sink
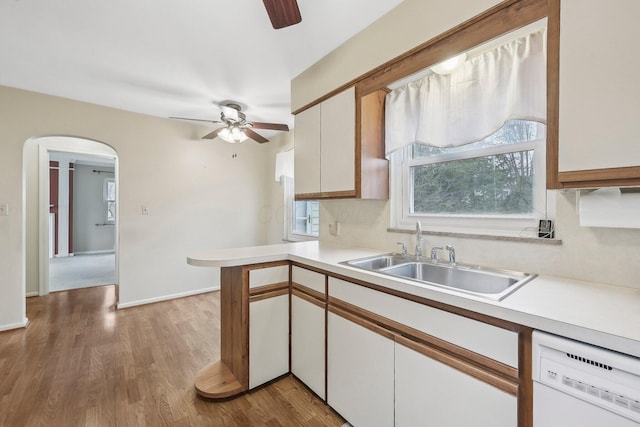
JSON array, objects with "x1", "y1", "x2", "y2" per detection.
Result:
[{"x1": 342, "y1": 254, "x2": 535, "y2": 301}]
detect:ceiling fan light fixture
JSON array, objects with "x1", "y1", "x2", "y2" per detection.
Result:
[
  {"x1": 170, "y1": 101, "x2": 287, "y2": 143},
  {"x1": 218, "y1": 126, "x2": 248, "y2": 144}
]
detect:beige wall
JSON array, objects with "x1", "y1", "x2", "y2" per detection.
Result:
[
  {"x1": 0, "y1": 85, "x2": 274, "y2": 329},
  {"x1": 295, "y1": 0, "x2": 640, "y2": 290},
  {"x1": 318, "y1": 194, "x2": 640, "y2": 290}
]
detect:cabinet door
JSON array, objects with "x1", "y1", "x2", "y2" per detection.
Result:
[
  {"x1": 327, "y1": 312, "x2": 394, "y2": 427},
  {"x1": 249, "y1": 294, "x2": 289, "y2": 389},
  {"x1": 291, "y1": 295, "x2": 325, "y2": 399},
  {"x1": 320, "y1": 87, "x2": 356, "y2": 193},
  {"x1": 395, "y1": 342, "x2": 517, "y2": 427},
  {"x1": 558, "y1": 0, "x2": 640, "y2": 174},
  {"x1": 294, "y1": 103, "x2": 321, "y2": 195}
]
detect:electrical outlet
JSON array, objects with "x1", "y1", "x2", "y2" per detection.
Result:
[
  {"x1": 0, "y1": 203, "x2": 8, "y2": 216},
  {"x1": 142, "y1": 206, "x2": 150, "y2": 216}
]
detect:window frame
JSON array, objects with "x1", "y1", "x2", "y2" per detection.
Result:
[
  {"x1": 104, "y1": 178, "x2": 116, "y2": 223},
  {"x1": 390, "y1": 133, "x2": 548, "y2": 237},
  {"x1": 282, "y1": 177, "x2": 319, "y2": 242}
]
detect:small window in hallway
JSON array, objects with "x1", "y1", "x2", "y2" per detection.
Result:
[{"x1": 105, "y1": 178, "x2": 116, "y2": 222}]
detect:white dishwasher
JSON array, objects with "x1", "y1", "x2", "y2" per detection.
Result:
[{"x1": 532, "y1": 330, "x2": 640, "y2": 426}]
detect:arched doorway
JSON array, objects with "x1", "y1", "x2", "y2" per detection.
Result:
[{"x1": 23, "y1": 136, "x2": 119, "y2": 300}]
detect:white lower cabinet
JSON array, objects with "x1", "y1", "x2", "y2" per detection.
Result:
[
  {"x1": 249, "y1": 294, "x2": 289, "y2": 389},
  {"x1": 395, "y1": 342, "x2": 517, "y2": 427},
  {"x1": 291, "y1": 295, "x2": 325, "y2": 399},
  {"x1": 327, "y1": 312, "x2": 395, "y2": 427}
]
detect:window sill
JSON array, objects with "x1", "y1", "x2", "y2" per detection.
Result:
[
  {"x1": 283, "y1": 234, "x2": 318, "y2": 243},
  {"x1": 387, "y1": 227, "x2": 562, "y2": 245}
]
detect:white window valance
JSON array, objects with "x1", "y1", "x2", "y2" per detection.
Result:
[{"x1": 385, "y1": 29, "x2": 547, "y2": 155}]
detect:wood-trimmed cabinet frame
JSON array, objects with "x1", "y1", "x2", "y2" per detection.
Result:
[
  {"x1": 294, "y1": 86, "x2": 389, "y2": 201},
  {"x1": 323, "y1": 268, "x2": 533, "y2": 427},
  {"x1": 293, "y1": 0, "x2": 640, "y2": 192},
  {"x1": 195, "y1": 260, "x2": 534, "y2": 427},
  {"x1": 194, "y1": 261, "x2": 290, "y2": 399}
]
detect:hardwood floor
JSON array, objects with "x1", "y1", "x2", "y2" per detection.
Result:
[{"x1": 0, "y1": 286, "x2": 345, "y2": 426}]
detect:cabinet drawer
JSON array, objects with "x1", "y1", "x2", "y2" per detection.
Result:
[
  {"x1": 328, "y1": 277, "x2": 518, "y2": 367},
  {"x1": 249, "y1": 265, "x2": 289, "y2": 289},
  {"x1": 292, "y1": 266, "x2": 325, "y2": 295}
]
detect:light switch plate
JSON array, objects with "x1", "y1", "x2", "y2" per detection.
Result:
[{"x1": 0, "y1": 203, "x2": 8, "y2": 216}]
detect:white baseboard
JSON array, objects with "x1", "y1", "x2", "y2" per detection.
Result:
[
  {"x1": 73, "y1": 249, "x2": 116, "y2": 255},
  {"x1": 0, "y1": 318, "x2": 29, "y2": 332},
  {"x1": 117, "y1": 287, "x2": 219, "y2": 309},
  {"x1": 26, "y1": 291, "x2": 39, "y2": 297}
]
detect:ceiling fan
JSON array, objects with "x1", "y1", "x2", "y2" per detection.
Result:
[
  {"x1": 170, "y1": 103, "x2": 289, "y2": 144},
  {"x1": 262, "y1": 0, "x2": 302, "y2": 29}
]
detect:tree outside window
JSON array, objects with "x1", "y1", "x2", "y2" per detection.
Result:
[{"x1": 411, "y1": 120, "x2": 541, "y2": 216}]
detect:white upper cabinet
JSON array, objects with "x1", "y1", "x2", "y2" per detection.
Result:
[
  {"x1": 294, "y1": 87, "x2": 355, "y2": 197},
  {"x1": 557, "y1": 0, "x2": 640, "y2": 186},
  {"x1": 294, "y1": 86, "x2": 388, "y2": 199},
  {"x1": 319, "y1": 87, "x2": 356, "y2": 194},
  {"x1": 293, "y1": 103, "x2": 321, "y2": 195}
]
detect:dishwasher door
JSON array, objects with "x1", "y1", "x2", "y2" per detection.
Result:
[
  {"x1": 534, "y1": 382, "x2": 638, "y2": 426},
  {"x1": 532, "y1": 331, "x2": 640, "y2": 427}
]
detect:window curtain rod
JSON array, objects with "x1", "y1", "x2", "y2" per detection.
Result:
[{"x1": 92, "y1": 169, "x2": 114, "y2": 174}]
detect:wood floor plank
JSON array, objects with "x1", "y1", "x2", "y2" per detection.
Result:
[{"x1": 0, "y1": 285, "x2": 345, "y2": 426}]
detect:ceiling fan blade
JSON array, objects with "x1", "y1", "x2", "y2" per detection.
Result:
[
  {"x1": 263, "y1": 0, "x2": 302, "y2": 29},
  {"x1": 202, "y1": 128, "x2": 225, "y2": 140},
  {"x1": 250, "y1": 121, "x2": 290, "y2": 131},
  {"x1": 245, "y1": 129, "x2": 269, "y2": 144},
  {"x1": 169, "y1": 116, "x2": 222, "y2": 124}
]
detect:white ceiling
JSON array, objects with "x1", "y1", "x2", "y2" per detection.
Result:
[{"x1": 0, "y1": 0, "x2": 404, "y2": 135}]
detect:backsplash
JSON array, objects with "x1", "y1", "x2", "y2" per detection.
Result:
[{"x1": 319, "y1": 192, "x2": 640, "y2": 290}]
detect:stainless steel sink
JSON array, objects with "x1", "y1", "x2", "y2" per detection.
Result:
[
  {"x1": 342, "y1": 254, "x2": 535, "y2": 301},
  {"x1": 346, "y1": 254, "x2": 413, "y2": 270}
]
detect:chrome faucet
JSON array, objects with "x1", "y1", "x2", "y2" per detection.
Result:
[
  {"x1": 445, "y1": 245, "x2": 456, "y2": 266},
  {"x1": 415, "y1": 221, "x2": 423, "y2": 258},
  {"x1": 430, "y1": 245, "x2": 456, "y2": 265},
  {"x1": 430, "y1": 246, "x2": 443, "y2": 261}
]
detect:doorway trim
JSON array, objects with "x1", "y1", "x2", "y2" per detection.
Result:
[{"x1": 32, "y1": 136, "x2": 119, "y2": 297}]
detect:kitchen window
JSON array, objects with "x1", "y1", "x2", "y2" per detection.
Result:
[
  {"x1": 391, "y1": 120, "x2": 547, "y2": 235},
  {"x1": 387, "y1": 25, "x2": 550, "y2": 237},
  {"x1": 276, "y1": 149, "x2": 319, "y2": 241},
  {"x1": 282, "y1": 176, "x2": 319, "y2": 241}
]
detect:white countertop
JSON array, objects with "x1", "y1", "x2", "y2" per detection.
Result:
[{"x1": 188, "y1": 241, "x2": 640, "y2": 358}]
